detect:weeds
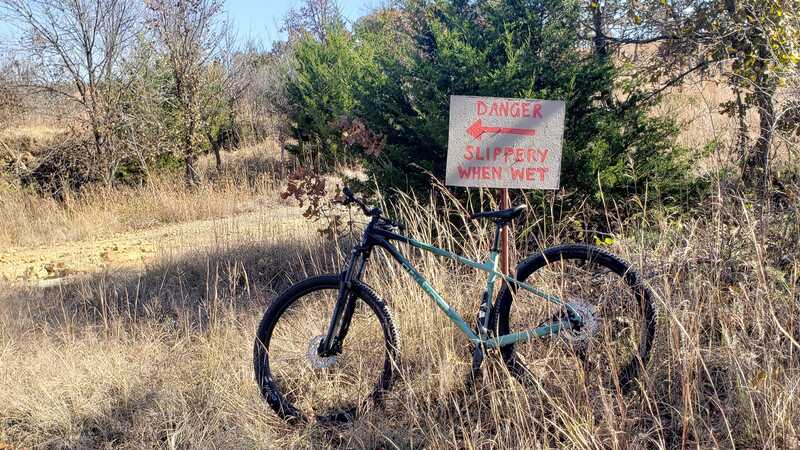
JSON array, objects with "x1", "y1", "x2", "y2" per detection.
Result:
[
  {"x1": 1, "y1": 162, "x2": 798, "y2": 448},
  {"x1": 0, "y1": 147, "x2": 286, "y2": 248}
]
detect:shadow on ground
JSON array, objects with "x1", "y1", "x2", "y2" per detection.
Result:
[{"x1": 0, "y1": 236, "x2": 348, "y2": 334}]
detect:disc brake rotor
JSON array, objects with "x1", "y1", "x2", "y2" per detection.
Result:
[
  {"x1": 562, "y1": 301, "x2": 599, "y2": 344},
  {"x1": 307, "y1": 335, "x2": 337, "y2": 369}
]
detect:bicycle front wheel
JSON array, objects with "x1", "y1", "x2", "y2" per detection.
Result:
[
  {"x1": 253, "y1": 275, "x2": 398, "y2": 423},
  {"x1": 492, "y1": 244, "x2": 656, "y2": 393}
]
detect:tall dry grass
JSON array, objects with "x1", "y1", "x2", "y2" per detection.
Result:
[
  {"x1": 0, "y1": 147, "x2": 286, "y2": 248},
  {"x1": 1, "y1": 165, "x2": 798, "y2": 448}
]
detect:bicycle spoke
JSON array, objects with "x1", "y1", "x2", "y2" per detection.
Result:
[
  {"x1": 496, "y1": 246, "x2": 654, "y2": 395},
  {"x1": 256, "y1": 280, "x2": 392, "y2": 421}
]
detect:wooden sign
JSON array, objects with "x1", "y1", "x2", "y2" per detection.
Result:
[{"x1": 445, "y1": 95, "x2": 565, "y2": 189}]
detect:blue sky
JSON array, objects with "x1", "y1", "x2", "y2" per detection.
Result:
[
  {"x1": 226, "y1": 0, "x2": 375, "y2": 47},
  {"x1": 0, "y1": 0, "x2": 375, "y2": 52}
]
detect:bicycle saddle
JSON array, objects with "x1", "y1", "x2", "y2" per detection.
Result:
[{"x1": 469, "y1": 205, "x2": 527, "y2": 222}]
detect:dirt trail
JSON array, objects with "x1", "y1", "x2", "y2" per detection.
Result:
[{"x1": 0, "y1": 209, "x2": 299, "y2": 286}]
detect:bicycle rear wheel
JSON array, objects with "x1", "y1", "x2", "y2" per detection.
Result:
[
  {"x1": 492, "y1": 244, "x2": 656, "y2": 393},
  {"x1": 253, "y1": 275, "x2": 398, "y2": 423}
]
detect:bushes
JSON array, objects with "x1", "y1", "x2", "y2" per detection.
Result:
[
  {"x1": 283, "y1": 28, "x2": 370, "y2": 167},
  {"x1": 283, "y1": 1, "x2": 708, "y2": 217},
  {"x1": 19, "y1": 138, "x2": 102, "y2": 199}
]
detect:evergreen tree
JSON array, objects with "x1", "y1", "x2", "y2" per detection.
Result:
[{"x1": 284, "y1": 0, "x2": 707, "y2": 214}]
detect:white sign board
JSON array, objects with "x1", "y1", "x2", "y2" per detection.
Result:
[{"x1": 445, "y1": 95, "x2": 565, "y2": 189}]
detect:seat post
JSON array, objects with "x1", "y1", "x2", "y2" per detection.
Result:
[
  {"x1": 499, "y1": 189, "x2": 510, "y2": 274},
  {"x1": 490, "y1": 221, "x2": 505, "y2": 254}
]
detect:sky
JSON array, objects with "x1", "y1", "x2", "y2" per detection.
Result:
[
  {"x1": 0, "y1": 0, "x2": 376, "y2": 53},
  {"x1": 225, "y1": 0, "x2": 375, "y2": 48}
]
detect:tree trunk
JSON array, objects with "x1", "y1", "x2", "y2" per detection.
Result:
[
  {"x1": 184, "y1": 131, "x2": 199, "y2": 187},
  {"x1": 86, "y1": 106, "x2": 112, "y2": 186},
  {"x1": 205, "y1": 131, "x2": 224, "y2": 172},
  {"x1": 279, "y1": 130, "x2": 286, "y2": 177},
  {"x1": 743, "y1": 83, "x2": 775, "y2": 201},
  {"x1": 184, "y1": 152, "x2": 199, "y2": 186},
  {"x1": 591, "y1": 2, "x2": 613, "y2": 107},
  {"x1": 184, "y1": 106, "x2": 200, "y2": 186},
  {"x1": 733, "y1": 82, "x2": 749, "y2": 163},
  {"x1": 213, "y1": 143, "x2": 223, "y2": 171},
  {"x1": 592, "y1": 4, "x2": 608, "y2": 60},
  {"x1": 743, "y1": 80, "x2": 776, "y2": 240}
]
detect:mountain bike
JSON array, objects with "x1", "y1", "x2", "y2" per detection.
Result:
[{"x1": 254, "y1": 187, "x2": 656, "y2": 423}]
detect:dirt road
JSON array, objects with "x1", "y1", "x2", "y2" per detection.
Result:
[{"x1": 0, "y1": 207, "x2": 304, "y2": 286}]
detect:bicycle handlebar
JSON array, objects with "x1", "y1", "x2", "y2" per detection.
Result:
[
  {"x1": 342, "y1": 186, "x2": 374, "y2": 216},
  {"x1": 341, "y1": 186, "x2": 405, "y2": 231}
]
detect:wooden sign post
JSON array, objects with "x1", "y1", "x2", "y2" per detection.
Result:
[
  {"x1": 444, "y1": 95, "x2": 566, "y2": 274},
  {"x1": 500, "y1": 187, "x2": 510, "y2": 274}
]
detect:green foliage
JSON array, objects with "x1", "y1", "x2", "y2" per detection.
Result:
[
  {"x1": 283, "y1": 1, "x2": 708, "y2": 215},
  {"x1": 698, "y1": 0, "x2": 799, "y2": 92},
  {"x1": 113, "y1": 158, "x2": 147, "y2": 186},
  {"x1": 284, "y1": 28, "x2": 367, "y2": 165},
  {"x1": 115, "y1": 37, "x2": 238, "y2": 177}
]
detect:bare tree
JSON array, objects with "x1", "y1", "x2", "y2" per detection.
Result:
[
  {"x1": 0, "y1": 62, "x2": 22, "y2": 167},
  {"x1": 233, "y1": 44, "x2": 272, "y2": 142},
  {"x1": 0, "y1": 63, "x2": 19, "y2": 132},
  {"x1": 283, "y1": 0, "x2": 343, "y2": 43},
  {"x1": 589, "y1": 0, "x2": 799, "y2": 189},
  {"x1": 145, "y1": 0, "x2": 228, "y2": 185},
  {"x1": 200, "y1": 31, "x2": 250, "y2": 172},
  {"x1": 235, "y1": 43, "x2": 293, "y2": 164},
  {"x1": 0, "y1": 0, "x2": 141, "y2": 184}
]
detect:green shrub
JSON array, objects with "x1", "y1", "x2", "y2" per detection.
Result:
[
  {"x1": 283, "y1": 28, "x2": 368, "y2": 167},
  {"x1": 115, "y1": 40, "x2": 240, "y2": 178},
  {"x1": 283, "y1": 1, "x2": 708, "y2": 216}
]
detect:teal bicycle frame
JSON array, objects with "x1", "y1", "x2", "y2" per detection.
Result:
[
  {"x1": 391, "y1": 234, "x2": 575, "y2": 349},
  {"x1": 319, "y1": 211, "x2": 582, "y2": 357}
]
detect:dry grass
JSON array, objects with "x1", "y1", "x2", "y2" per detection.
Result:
[
  {"x1": 0, "y1": 146, "x2": 287, "y2": 248},
  {"x1": 0, "y1": 125, "x2": 67, "y2": 145},
  {"x1": 1, "y1": 81, "x2": 799, "y2": 448},
  {"x1": 1, "y1": 165, "x2": 798, "y2": 448}
]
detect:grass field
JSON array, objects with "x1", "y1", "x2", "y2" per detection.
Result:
[
  {"x1": 1, "y1": 144, "x2": 798, "y2": 448},
  {"x1": 1, "y1": 85, "x2": 799, "y2": 448}
]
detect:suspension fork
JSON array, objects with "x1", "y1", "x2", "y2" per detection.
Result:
[{"x1": 319, "y1": 242, "x2": 372, "y2": 356}]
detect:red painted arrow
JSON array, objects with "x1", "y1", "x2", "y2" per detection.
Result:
[{"x1": 466, "y1": 119, "x2": 536, "y2": 140}]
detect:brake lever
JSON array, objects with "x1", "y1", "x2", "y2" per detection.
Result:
[{"x1": 337, "y1": 187, "x2": 362, "y2": 214}]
